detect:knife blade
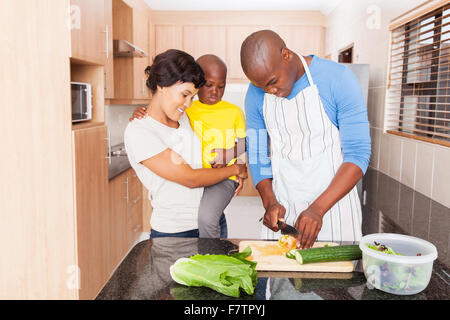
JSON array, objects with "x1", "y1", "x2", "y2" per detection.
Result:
[{"x1": 277, "y1": 218, "x2": 299, "y2": 237}]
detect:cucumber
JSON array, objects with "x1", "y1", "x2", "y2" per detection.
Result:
[{"x1": 286, "y1": 245, "x2": 362, "y2": 264}]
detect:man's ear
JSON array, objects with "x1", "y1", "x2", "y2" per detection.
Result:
[{"x1": 281, "y1": 47, "x2": 293, "y2": 62}]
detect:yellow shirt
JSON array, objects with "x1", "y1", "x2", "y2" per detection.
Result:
[{"x1": 186, "y1": 99, "x2": 246, "y2": 181}]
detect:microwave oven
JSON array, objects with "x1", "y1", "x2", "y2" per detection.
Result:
[{"x1": 71, "y1": 82, "x2": 92, "y2": 123}]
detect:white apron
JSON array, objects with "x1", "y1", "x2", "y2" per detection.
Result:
[{"x1": 261, "y1": 55, "x2": 362, "y2": 243}]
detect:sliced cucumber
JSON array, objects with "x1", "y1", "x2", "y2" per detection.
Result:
[{"x1": 286, "y1": 245, "x2": 362, "y2": 264}]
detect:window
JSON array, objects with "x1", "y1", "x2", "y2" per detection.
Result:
[{"x1": 386, "y1": 2, "x2": 450, "y2": 147}]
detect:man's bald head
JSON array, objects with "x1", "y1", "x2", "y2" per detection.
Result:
[
  {"x1": 240, "y1": 30, "x2": 302, "y2": 97},
  {"x1": 196, "y1": 54, "x2": 227, "y2": 79},
  {"x1": 240, "y1": 30, "x2": 287, "y2": 80}
]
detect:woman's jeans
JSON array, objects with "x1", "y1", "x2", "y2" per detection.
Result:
[{"x1": 150, "y1": 213, "x2": 228, "y2": 239}]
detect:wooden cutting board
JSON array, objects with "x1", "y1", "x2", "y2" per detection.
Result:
[{"x1": 239, "y1": 241, "x2": 355, "y2": 273}]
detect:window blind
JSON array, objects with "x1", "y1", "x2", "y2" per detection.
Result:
[{"x1": 386, "y1": 3, "x2": 450, "y2": 147}]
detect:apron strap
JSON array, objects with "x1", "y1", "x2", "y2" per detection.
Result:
[{"x1": 299, "y1": 55, "x2": 314, "y2": 87}]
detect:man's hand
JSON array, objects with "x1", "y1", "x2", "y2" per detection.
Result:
[
  {"x1": 263, "y1": 202, "x2": 286, "y2": 232},
  {"x1": 129, "y1": 105, "x2": 147, "y2": 121},
  {"x1": 294, "y1": 206, "x2": 323, "y2": 249}
]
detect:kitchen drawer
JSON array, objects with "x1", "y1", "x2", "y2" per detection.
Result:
[
  {"x1": 127, "y1": 193, "x2": 142, "y2": 220},
  {"x1": 127, "y1": 203, "x2": 142, "y2": 247},
  {"x1": 128, "y1": 170, "x2": 142, "y2": 202}
]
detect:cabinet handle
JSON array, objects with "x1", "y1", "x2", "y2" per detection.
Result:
[
  {"x1": 124, "y1": 177, "x2": 129, "y2": 203},
  {"x1": 142, "y1": 77, "x2": 146, "y2": 95},
  {"x1": 104, "y1": 129, "x2": 111, "y2": 165},
  {"x1": 103, "y1": 25, "x2": 109, "y2": 59},
  {"x1": 132, "y1": 196, "x2": 141, "y2": 204},
  {"x1": 104, "y1": 71, "x2": 108, "y2": 94}
]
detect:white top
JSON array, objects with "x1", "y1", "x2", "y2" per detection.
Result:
[{"x1": 124, "y1": 113, "x2": 204, "y2": 233}]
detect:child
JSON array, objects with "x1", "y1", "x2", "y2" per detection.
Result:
[{"x1": 131, "y1": 54, "x2": 246, "y2": 238}]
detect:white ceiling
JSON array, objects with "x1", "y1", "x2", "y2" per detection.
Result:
[{"x1": 144, "y1": 0, "x2": 344, "y2": 15}]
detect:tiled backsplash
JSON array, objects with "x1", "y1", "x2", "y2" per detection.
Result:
[
  {"x1": 362, "y1": 167, "x2": 450, "y2": 268},
  {"x1": 370, "y1": 129, "x2": 450, "y2": 208},
  {"x1": 105, "y1": 104, "x2": 146, "y2": 147}
]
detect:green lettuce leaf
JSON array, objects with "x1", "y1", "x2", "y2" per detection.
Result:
[
  {"x1": 366, "y1": 243, "x2": 404, "y2": 255},
  {"x1": 169, "y1": 246, "x2": 258, "y2": 298}
]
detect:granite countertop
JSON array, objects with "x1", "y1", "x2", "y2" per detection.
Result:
[
  {"x1": 97, "y1": 168, "x2": 450, "y2": 300},
  {"x1": 96, "y1": 237, "x2": 450, "y2": 300}
]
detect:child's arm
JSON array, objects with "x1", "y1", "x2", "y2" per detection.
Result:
[
  {"x1": 210, "y1": 138, "x2": 246, "y2": 168},
  {"x1": 129, "y1": 105, "x2": 148, "y2": 121}
]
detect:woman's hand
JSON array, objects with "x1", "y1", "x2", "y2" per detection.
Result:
[
  {"x1": 129, "y1": 105, "x2": 148, "y2": 121},
  {"x1": 234, "y1": 177, "x2": 244, "y2": 196},
  {"x1": 233, "y1": 163, "x2": 247, "y2": 180},
  {"x1": 294, "y1": 206, "x2": 323, "y2": 249}
]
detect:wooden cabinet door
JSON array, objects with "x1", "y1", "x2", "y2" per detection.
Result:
[
  {"x1": 107, "y1": 170, "x2": 128, "y2": 273},
  {"x1": 183, "y1": 25, "x2": 227, "y2": 61},
  {"x1": 226, "y1": 25, "x2": 269, "y2": 81},
  {"x1": 154, "y1": 25, "x2": 183, "y2": 56},
  {"x1": 104, "y1": 0, "x2": 114, "y2": 98},
  {"x1": 112, "y1": 1, "x2": 150, "y2": 100},
  {"x1": 132, "y1": 10, "x2": 150, "y2": 99},
  {"x1": 133, "y1": 9, "x2": 149, "y2": 52},
  {"x1": 126, "y1": 170, "x2": 143, "y2": 248},
  {"x1": 133, "y1": 57, "x2": 150, "y2": 99},
  {"x1": 72, "y1": 125, "x2": 109, "y2": 300},
  {"x1": 107, "y1": 169, "x2": 143, "y2": 274},
  {"x1": 70, "y1": 0, "x2": 106, "y2": 65},
  {"x1": 275, "y1": 25, "x2": 325, "y2": 57}
]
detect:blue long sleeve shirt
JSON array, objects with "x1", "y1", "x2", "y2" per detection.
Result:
[{"x1": 245, "y1": 55, "x2": 371, "y2": 187}]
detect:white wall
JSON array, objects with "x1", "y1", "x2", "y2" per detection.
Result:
[{"x1": 325, "y1": 0, "x2": 449, "y2": 208}]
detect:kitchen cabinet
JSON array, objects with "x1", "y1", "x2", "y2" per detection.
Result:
[
  {"x1": 1, "y1": 0, "x2": 79, "y2": 299},
  {"x1": 70, "y1": 0, "x2": 107, "y2": 65},
  {"x1": 226, "y1": 25, "x2": 269, "y2": 81},
  {"x1": 104, "y1": 0, "x2": 115, "y2": 98},
  {"x1": 126, "y1": 171, "x2": 143, "y2": 247},
  {"x1": 154, "y1": 25, "x2": 183, "y2": 55},
  {"x1": 183, "y1": 25, "x2": 227, "y2": 61},
  {"x1": 275, "y1": 25, "x2": 325, "y2": 58},
  {"x1": 108, "y1": 170, "x2": 128, "y2": 270},
  {"x1": 72, "y1": 125, "x2": 110, "y2": 300},
  {"x1": 152, "y1": 11, "x2": 326, "y2": 81},
  {"x1": 112, "y1": 0, "x2": 151, "y2": 100},
  {"x1": 108, "y1": 168, "x2": 143, "y2": 273}
]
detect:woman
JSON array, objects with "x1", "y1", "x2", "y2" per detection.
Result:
[{"x1": 124, "y1": 49, "x2": 247, "y2": 239}]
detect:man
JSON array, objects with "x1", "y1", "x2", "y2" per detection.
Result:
[{"x1": 241, "y1": 30, "x2": 371, "y2": 249}]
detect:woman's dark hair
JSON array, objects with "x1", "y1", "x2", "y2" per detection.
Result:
[{"x1": 145, "y1": 49, "x2": 205, "y2": 94}]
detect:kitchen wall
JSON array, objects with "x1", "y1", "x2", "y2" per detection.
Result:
[
  {"x1": 325, "y1": 0, "x2": 449, "y2": 266},
  {"x1": 325, "y1": 0, "x2": 450, "y2": 209}
]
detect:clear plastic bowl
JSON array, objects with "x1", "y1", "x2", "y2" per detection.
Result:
[{"x1": 359, "y1": 233, "x2": 438, "y2": 295}]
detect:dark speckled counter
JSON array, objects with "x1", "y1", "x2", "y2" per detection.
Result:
[
  {"x1": 96, "y1": 237, "x2": 449, "y2": 300},
  {"x1": 97, "y1": 168, "x2": 450, "y2": 300}
]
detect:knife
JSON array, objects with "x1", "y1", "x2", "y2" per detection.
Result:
[
  {"x1": 277, "y1": 218, "x2": 299, "y2": 237},
  {"x1": 258, "y1": 216, "x2": 300, "y2": 237}
]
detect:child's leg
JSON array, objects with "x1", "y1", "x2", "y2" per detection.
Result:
[{"x1": 198, "y1": 179, "x2": 238, "y2": 238}]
